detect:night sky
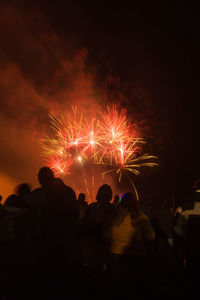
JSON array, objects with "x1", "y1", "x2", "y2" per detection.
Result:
[{"x1": 0, "y1": 1, "x2": 199, "y2": 206}]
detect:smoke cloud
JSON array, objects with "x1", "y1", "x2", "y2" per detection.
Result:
[
  {"x1": 0, "y1": 3, "x2": 130, "y2": 200},
  {"x1": 0, "y1": 2, "x2": 179, "y2": 203}
]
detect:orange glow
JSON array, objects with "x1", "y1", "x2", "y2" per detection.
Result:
[{"x1": 0, "y1": 172, "x2": 18, "y2": 203}]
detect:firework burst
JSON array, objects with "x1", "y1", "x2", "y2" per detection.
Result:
[{"x1": 40, "y1": 105, "x2": 158, "y2": 201}]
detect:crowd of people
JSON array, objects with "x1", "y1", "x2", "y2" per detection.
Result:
[{"x1": 0, "y1": 167, "x2": 200, "y2": 299}]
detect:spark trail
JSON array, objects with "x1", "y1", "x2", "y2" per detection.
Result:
[{"x1": 40, "y1": 105, "x2": 158, "y2": 200}]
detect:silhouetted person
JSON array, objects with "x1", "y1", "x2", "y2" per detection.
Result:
[
  {"x1": 105, "y1": 192, "x2": 155, "y2": 298},
  {"x1": 78, "y1": 192, "x2": 86, "y2": 203},
  {"x1": 38, "y1": 166, "x2": 55, "y2": 187},
  {"x1": 3, "y1": 186, "x2": 38, "y2": 298},
  {"x1": 15, "y1": 167, "x2": 57, "y2": 296},
  {"x1": 28, "y1": 167, "x2": 56, "y2": 244},
  {"x1": 0, "y1": 194, "x2": 21, "y2": 298},
  {"x1": 77, "y1": 192, "x2": 87, "y2": 218},
  {"x1": 40, "y1": 177, "x2": 79, "y2": 297},
  {"x1": 83, "y1": 184, "x2": 114, "y2": 275},
  {"x1": 188, "y1": 178, "x2": 200, "y2": 204},
  {"x1": 42, "y1": 177, "x2": 78, "y2": 253},
  {"x1": 173, "y1": 206, "x2": 185, "y2": 264},
  {"x1": 152, "y1": 199, "x2": 174, "y2": 254},
  {"x1": 76, "y1": 193, "x2": 88, "y2": 267},
  {"x1": 113, "y1": 194, "x2": 120, "y2": 206},
  {"x1": 0, "y1": 197, "x2": 16, "y2": 245},
  {"x1": 15, "y1": 183, "x2": 32, "y2": 196},
  {"x1": 173, "y1": 179, "x2": 200, "y2": 297},
  {"x1": 10, "y1": 183, "x2": 32, "y2": 209},
  {"x1": 30, "y1": 166, "x2": 54, "y2": 203}
]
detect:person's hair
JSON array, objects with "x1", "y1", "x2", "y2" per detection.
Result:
[
  {"x1": 96, "y1": 184, "x2": 112, "y2": 204},
  {"x1": 111, "y1": 192, "x2": 139, "y2": 225},
  {"x1": 38, "y1": 167, "x2": 54, "y2": 187},
  {"x1": 78, "y1": 193, "x2": 86, "y2": 202},
  {"x1": 113, "y1": 194, "x2": 120, "y2": 204},
  {"x1": 121, "y1": 192, "x2": 139, "y2": 214},
  {"x1": 14, "y1": 183, "x2": 32, "y2": 195}
]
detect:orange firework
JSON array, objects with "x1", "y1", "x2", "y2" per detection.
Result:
[
  {"x1": 40, "y1": 105, "x2": 158, "y2": 200},
  {"x1": 46, "y1": 155, "x2": 73, "y2": 177},
  {"x1": 102, "y1": 105, "x2": 131, "y2": 143}
]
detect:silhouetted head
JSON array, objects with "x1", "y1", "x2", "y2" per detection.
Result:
[
  {"x1": 96, "y1": 184, "x2": 113, "y2": 204},
  {"x1": 15, "y1": 183, "x2": 32, "y2": 196},
  {"x1": 78, "y1": 193, "x2": 86, "y2": 203},
  {"x1": 113, "y1": 194, "x2": 120, "y2": 205},
  {"x1": 112, "y1": 192, "x2": 140, "y2": 225},
  {"x1": 193, "y1": 178, "x2": 200, "y2": 191},
  {"x1": 38, "y1": 167, "x2": 55, "y2": 187},
  {"x1": 120, "y1": 192, "x2": 139, "y2": 213},
  {"x1": 4, "y1": 194, "x2": 19, "y2": 207},
  {"x1": 0, "y1": 195, "x2": 2, "y2": 203}
]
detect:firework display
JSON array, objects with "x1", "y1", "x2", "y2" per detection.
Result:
[{"x1": 41, "y1": 105, "x2": 158, "y2": 200}]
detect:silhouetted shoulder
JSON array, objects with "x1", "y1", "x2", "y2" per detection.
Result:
[
  {"x1": 4, "y1": 194, "x2": 19, "y2": 207},
  {"x1": 49, "y1": 178, "x2": 76, "y2": 201},
  {"x1": 64, "y1": 184, "x2": 76, "y2": 197}
]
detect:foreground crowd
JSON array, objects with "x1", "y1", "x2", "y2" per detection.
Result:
[{"x1": 0, "y1": 167, "x2": 200, "y2": 299}]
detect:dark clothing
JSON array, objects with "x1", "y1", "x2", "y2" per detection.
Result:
[
  {"x1": 186, "y1": 214, "x2": 200, "y2": 272},
  {"x1": 4, "y1": 194, "x2": 29, "y2": 209},
  {"x1": 42, "y1": 181, "x2": 79, "y2": 253},
  {"x1": 83, "y1": 202, "x2": 114, "y2": 271},
  {"x1": 109, "y1": 253, "x2": 151, "y2": 299},
  {"x1": 173, "y1": 194, "x2": 200, "y2": 297},
  {"x1": 153, "y1": 207, "x2": 174, "y2": 240},
  {"x1": 42, "y1": 181, "x2": 79, "y2": 295},
  {"x1": 20, "y1": 179, "x2": 80, "y2": 296}
]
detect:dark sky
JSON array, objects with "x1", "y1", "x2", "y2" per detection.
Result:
[{"x1": 0, "y1": 1, "x2": 199, "y2": 204}]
